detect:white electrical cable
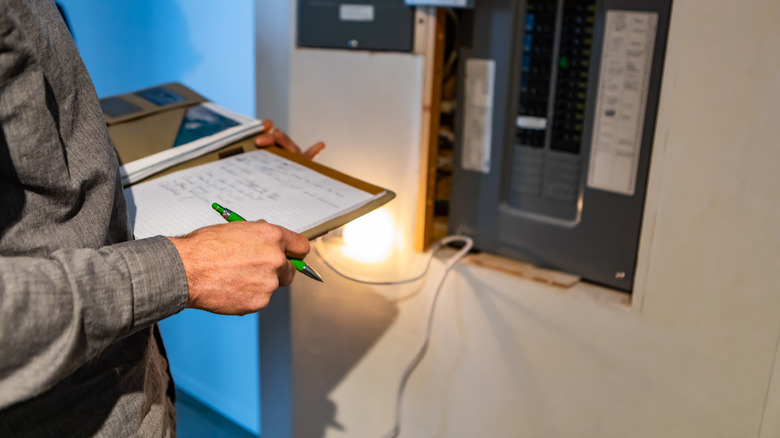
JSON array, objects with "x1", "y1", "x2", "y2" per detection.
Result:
[
  {"x1": 314, "y1": 235, "x2": 474, "y2": 438},
  {"x1": 382, "y1": 235, "x2": 472, "y2": 438},
  {"x1": 314, "y1": 235, "x2": 457, "y2": 286}
]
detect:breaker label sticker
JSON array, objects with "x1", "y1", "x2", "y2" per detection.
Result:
[
  {"x1": 462, "y1": 58, "x2": 495, "y2": 174},
  {"x1": 587, "y1": 11, "x2": 658, "y2": 196}
]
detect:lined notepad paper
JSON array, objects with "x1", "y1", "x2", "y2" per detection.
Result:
[{"x1": 125, "y1": 150, "x2": 384, "y2": 239}]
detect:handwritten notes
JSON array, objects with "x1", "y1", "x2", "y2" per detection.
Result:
[{"x1": 125, "y1": 150, "x2": 382, "y2": 239}]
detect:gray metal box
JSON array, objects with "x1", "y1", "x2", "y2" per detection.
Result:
[
  {"x1": 298, "y1": 0, "x2": 415, "y2": 52},
  {"x1": 449, "y1": 0, "x2": 673, "y2": 292}
]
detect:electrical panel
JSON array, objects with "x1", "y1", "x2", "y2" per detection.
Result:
[
  {"x1": 449, "y1": 0, "x2": 672, "y2": 291},
  {"x1": 298, "y1": 0, "x2": 415, "y2": 52}
]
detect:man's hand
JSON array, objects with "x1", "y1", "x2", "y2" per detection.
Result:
[
  {"x1": 255, "y1": 120, "x2": 325, "y2": 160},
  {"x1": 167, "y1": 221, "x2": 310, "y2": 316}
]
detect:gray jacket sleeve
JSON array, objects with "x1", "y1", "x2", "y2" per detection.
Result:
[{"x1": 0, "y1": 237, "x2": 189, "y2": 407}]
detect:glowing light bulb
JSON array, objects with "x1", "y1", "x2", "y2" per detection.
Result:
[{"x1": 341, "y1": 208, "x2": 395, "y2": 263}]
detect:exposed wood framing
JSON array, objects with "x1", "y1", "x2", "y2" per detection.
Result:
[{"x1": 414, "y1": 6, "x2": 447, "y2": 251}]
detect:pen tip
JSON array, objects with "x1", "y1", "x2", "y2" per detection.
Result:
[{"x1": 302, "y1": 265, "x2": 324, "y2": 282}]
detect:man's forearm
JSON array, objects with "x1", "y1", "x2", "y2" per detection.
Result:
[{"x1": 0, "y1": 236, "x2": 188, "y2": 408}]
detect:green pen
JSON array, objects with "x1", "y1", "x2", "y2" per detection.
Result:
[{"x1": 211, "y1": 202, "x2": 323, "y2": 282}]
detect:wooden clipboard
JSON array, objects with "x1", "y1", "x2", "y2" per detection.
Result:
[
  {"x1": 140, "y1": 137, "x2": 395, "y2": 239},
  {"x1": 107, "y1": 84, "x2": 395, "y2": 239}
]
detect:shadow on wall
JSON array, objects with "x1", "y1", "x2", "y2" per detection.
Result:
[
  {"x1": 291, "y1": 253, "x2": 403, "y2": 438},
  {"x1": 58, "y1": 0, "x2": 201, "y2": 98}
]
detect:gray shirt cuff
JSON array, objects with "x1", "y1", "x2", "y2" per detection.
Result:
[{"x1": 113, "y1": 236, "x2": 189, "y2": 331}]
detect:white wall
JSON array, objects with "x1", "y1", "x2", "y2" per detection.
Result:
[{"x1": 275, "y1": 0, "x2": 780, "y2": 437}]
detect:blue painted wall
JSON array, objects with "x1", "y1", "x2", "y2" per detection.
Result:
[{"x1": 58, "y1": 0, "x2": 260, "y2": 434}]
